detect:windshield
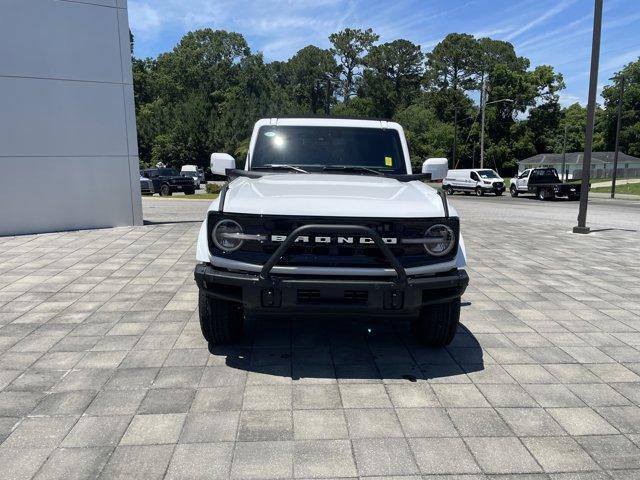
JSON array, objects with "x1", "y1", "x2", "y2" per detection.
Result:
[
  {"x1": 158, "y1": 168, "x2": 179, "y2": 176},
  {"x1": 477, "y1": 170, "x2": 499, "y2": 179},
  {"x1": 181, "y1": 171, "x2": 197, "y2": 177},
  {"x1": 251, "y1": 126, "x2": 407, "y2": 174}
]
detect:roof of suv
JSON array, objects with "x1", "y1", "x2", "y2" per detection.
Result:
[{"x1": 256, "y1": 117, "x2": 401, "y2": 130}]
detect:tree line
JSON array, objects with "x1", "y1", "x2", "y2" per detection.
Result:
[{"x1": 132, "y1": 28, "x2": 640, "y2": 174}]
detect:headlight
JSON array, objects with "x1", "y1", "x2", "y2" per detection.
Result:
[
  {"x1": 212, "y1": 219, "x2": 244, "y2": 252},
  {"x1": 423, "y1": 224, "x2": 456, "y2": 257},
  {"x1": 483, "y1": 180, "x2": 491, "y2": 184}
]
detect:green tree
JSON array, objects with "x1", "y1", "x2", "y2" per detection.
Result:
[
  {"x1": 329, "y1": 28, "x2": 379, "y2": 100},
  {"x1": 425, "y1": 33, "x2": 480, "y2": 165},
  {"x1": 287, "y1": 45, "x2": 339, "y2": 114},
  {"x1": 131, "y1": 26, "x2": 602, "y2": 175},
  {"x1": 394, "y1": 103, "x2": 454, "y2": 169},
  {"x1": 545, "y1": 103, "x2": 606, "y2": 154},
  {"x1": 426, "y1": 33, "x2": 479, "y2": 92},
  {"x1": 361, "y1": 40, "x2": 424, "y2": 117},
  {"x1": 601, "y1": 59, "x2": 640, "y2": 156}
]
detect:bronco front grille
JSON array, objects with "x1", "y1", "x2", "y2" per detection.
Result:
[{"x1": 207, "y1": 213, "x2": 459, "y2": 269}]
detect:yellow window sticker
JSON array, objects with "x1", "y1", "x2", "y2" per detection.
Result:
[{"x1": 384, "y1": 156, "x2": 393, "y2": 166}]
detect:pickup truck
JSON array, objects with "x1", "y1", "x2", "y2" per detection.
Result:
[
  {"x1": 194, "y1": 117, "x2": 469, "y2": 347},
  {"x1": 140, "y1": 167, "x2": 196, "y2": 196},
  {"x1": 510, "y1": 167, "x2": 580, "y2": 200}
]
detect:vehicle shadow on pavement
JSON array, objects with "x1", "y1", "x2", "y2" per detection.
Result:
[{"x1": 208, "y1": 317, "x2": 483, "y2": 383}]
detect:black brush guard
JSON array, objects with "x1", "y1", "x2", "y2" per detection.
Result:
[{"x1": 195, "y1": 223, "x2": 468, "y2": 314}]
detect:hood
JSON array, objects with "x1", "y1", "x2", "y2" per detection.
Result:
[{"x1": 216, "y1": 173, "x2": 453, "y2": 218}]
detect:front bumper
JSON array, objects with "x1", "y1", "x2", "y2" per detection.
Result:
[
  {"x1": 171, "y1": 184, "x2": 194, "y2": 192},
  {"x1": 195, "y1": 263, "x2": 469, "y2": 314},
  {"x1": 481, "y1": 184, "x2": 505, "y2": 193}
]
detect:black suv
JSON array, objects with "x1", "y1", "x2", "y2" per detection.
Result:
[{"x1": 141, "y1": 168, "x2": 196, "y2": 196}]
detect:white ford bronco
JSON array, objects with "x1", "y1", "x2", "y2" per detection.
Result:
[{"x1": 195, "y1": 117, "x2": 468, "y2": 347}]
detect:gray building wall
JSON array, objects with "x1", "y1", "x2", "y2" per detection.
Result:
[{"x1": 0, "y1": 0, "x2": 142, "y2": 236}]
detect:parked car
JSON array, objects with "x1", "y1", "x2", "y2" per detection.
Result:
[
  {"x1": 443, "y1": 169, "x2": 505, "y2": 196},
  {"x1": 141, "y1": 167, "x2": 196, "y2": 196},
  {"x1": 181, "y1": 165, "x2": 201, "y2": 189},
  {"x1": 194, "y1": 117, "x2": 469, "y2": 347},
  {"x1": 140, "y1": 175, "x2": 154, "y2": 195},
  {"x1": 510, "y1": 167, "x2": 580, "y2": 200}
]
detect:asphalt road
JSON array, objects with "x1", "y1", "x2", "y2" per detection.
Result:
[{"x1": 448, "y1": 192, "x2": 640, "y2": 232}]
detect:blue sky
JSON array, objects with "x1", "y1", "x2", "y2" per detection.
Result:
[{"x1": 128, "y1": 0, "x2": 640, "y2": 106}]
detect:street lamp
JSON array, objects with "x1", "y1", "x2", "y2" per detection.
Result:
[
  {"x1": 479, "y1": 77, "x2": 513, "y2": 169},
  {"x1": 574, "y1": 0, "x2": 603, "y2": 234}
]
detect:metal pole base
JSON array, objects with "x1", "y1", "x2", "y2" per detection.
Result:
[{"x1": 572, "y1": 226, "x2": 591, "y2": 234}]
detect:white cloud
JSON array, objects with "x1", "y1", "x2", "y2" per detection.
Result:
[
  {"x1": 128, "y1": 2, "x2": 163, "y2": 35},
  {"x1": 505, "y1": 0, "x2": 577, "y2": 41},
  {"x1": 599, "y1": 47, "x2": 640, "y2": 73},
  {"x1": 558, "y1": 93, "x2": 582, "y2": 106}
]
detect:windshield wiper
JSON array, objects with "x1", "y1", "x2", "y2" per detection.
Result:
[
  {"x1": 253, "y1": 164, "x2": 309, "y2": 174},
  {"x1": 322, "y1": 165, "x2": 384, "y2": 176}
]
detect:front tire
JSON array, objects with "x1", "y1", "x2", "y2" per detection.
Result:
[
  {"x1": 185, "y1": 188, "x2": 195, "y2": 195},
  {"x1": 445, "y1": 185, "x2": 454, "y2": 195},
  {"x1": 475, "y1": 187, "x2": 484, "y2": 196},
  {"x1": 411, "y1": 298, "x2": 461, "y2": 347},
  {"x1": 160, "y1": 184, "x2": 172, "y2": 197},
  {"x1": 510, "y1": 185, "x2": 518, "y2": 197},
  {"x1": 198, "y1": 291, "x2": 244, "y2": 344}
]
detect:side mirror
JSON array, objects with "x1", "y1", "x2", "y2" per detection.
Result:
[
  {"x1": 210, "y1": 153, "x2": 236, "y2": 178},
  {"x1": 422, "y1": 158, "x2": 448, "y2": 182}
]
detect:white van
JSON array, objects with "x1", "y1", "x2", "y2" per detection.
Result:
[
  {"x1": 442, "y1": 169, "x2": 505, "y2": 196},
  {"x1": 180, "y1": 165, "x2": 201, "y2": 189}
]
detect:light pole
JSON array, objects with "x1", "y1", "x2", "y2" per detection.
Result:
[
  {"x1": 479, "y1": 77, "x2": 513, "y2": 169},
  {"x1": 611, "y1": 75, "x2": 625, "y2": 198},
  {"x1": 562, "y1": 124, "x2": 568, "y2": 181},
  {"x1": 574, "y1": 0, "x2": 603, "y2": 234}
]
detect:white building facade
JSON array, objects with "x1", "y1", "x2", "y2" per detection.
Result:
[{"x1": 0, "y1": 0, "x2": 142, "y2": 236}]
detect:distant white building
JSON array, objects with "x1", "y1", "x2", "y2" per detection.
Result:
[
  {"x1": 518, "y1": 152, "x2": 640, "y2": 180},
  {"x1": 0, "y1": 0, "x2": 142, "y2": 236}
]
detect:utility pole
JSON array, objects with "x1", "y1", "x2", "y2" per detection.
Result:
[
  {"x1": 480, "y1": 76, "x2": 486, "y2": 169},
  {"x1": 611, "y1": 75, "x2": 625, "y2": 199},
  {"x1": 574, "y1": 0, "x2": 602, "y2": 234},
  {"x1": 479, "y1": 78, "x2": 513, "y2": 170},
  {"x1": 471, "y1": 142, "x2": 476, "y2": 169},
  {"x1": 452, "y1": 106, "x2": 458, "y2": 168},
  {"x1": 562, "y1": 124, "x2": 568, "y2": 181},
  {"x1": 324, "y1": 77, "x2": 331, "y2": 115}
]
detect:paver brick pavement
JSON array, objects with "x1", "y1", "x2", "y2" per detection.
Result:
[{"x1": 0, "y1": 197, "x2": 639, "y2": 478}]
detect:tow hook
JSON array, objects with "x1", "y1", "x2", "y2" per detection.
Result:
[
  {"x1": 384, "y1": 290, "x2": 404, "y2": 310},
  {"x1": 261, "y1": 288, "x2": 281, "y2": 307}
]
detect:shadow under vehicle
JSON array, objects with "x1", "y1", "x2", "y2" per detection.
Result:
[{"x1": 208, "y1": 315, "x2": 484, "y2": 383}]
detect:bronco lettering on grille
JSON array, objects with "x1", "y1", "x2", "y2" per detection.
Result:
[{"x1": 270, "y1": 235, "x2": 397, "y2": 245}]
